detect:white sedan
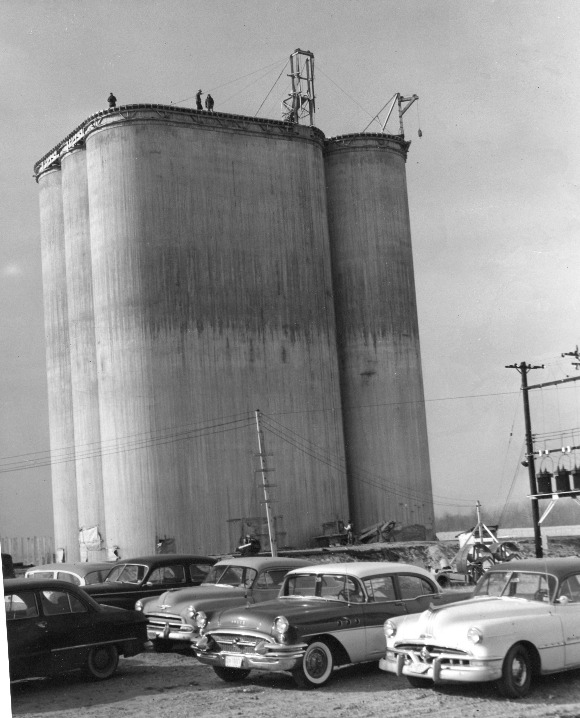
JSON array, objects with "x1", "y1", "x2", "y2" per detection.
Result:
[{"x1": 380, "y1": 557, "x2": 580, "y2": 698}]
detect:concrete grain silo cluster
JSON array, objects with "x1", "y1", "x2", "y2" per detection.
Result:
[{"x1": 35, "y1": 98, "x2": 434, "y2": 560}]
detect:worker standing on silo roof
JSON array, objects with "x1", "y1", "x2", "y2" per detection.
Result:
[
  {"x1": 196, "y1": 89, "x2": 203, "y2": 110},
  {"x1": 108, "y1": 92, "x2": 117, "y2": 108},
  {"x1": 205, "y1": 94, "x2": 214, "y2": 112}
]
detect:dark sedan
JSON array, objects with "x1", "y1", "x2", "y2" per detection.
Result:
[
  {"x1": 83, "y1": 554, "x2": 216, "y2": 610},
  {"x1": 4, "y1": 578, "x2": 148, "y2": 681}
]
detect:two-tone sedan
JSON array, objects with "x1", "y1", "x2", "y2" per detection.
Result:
[
  {"x1": 137, "y1": 556, "x2": 311, "y2": 652},
  {"x1": 4, "y1": 578, "x2": 147, "y2": 681},
  {"x1": 82, "y1": 554, "x2": 216, "y2": 610},
  {"x1": 380, "y1": 557, "x2": 580, "y2": 698},
  {"x1": 194, "y1": 562, "x2": 469, "y2": 688}
]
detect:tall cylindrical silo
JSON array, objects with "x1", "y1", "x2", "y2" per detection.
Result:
[
  {"x1": 83, "y1": 106, "x2": 348, "y2": 556},
  {"x1": 61, "y1": 147, "x2": 106, "y2": 559},
  {"x1": 324, "y1": 133, "x2": 434, "y2": 534},
  {"x1": 38, "y1": 168, "x2": 80, "y2": 561}
]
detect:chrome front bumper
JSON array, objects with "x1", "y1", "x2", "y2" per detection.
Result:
[
  {"x1": 193, "y1": 634, "x2": 307, "y2": 673},
  {"x1": 379, "y1": 648, "x2": 502, "y2": 684}
]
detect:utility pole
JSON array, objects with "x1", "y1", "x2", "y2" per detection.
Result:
[
  {"x1": 254, "y1": 410, "x2": 278, "y2": 557},
  {"x1": 506, "y1": 361, "x2": 544, "y2": 557}
]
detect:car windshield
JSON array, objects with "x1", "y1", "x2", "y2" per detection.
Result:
[
  {"x1": 283, "y1": 573, "x2": 364, "y2": 602},
  {"x1": 474, "y1": 570, "x2": 556, "y2": 602},
  {"x1": 104, "y1": 563, "x2": 148, "y2": 584},
  {"x1": 202, "y1": 564, "x2": 257, "y2": 588}
]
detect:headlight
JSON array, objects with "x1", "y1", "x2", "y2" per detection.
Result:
[
  {"x1": 273, "y1": 616, "x2": 289, "y2": 635},
  {"x1": 467, "y1": 626, "x2": 483, "y2": 644},
  {"x1": 195, "y1": 611, "x2": 208, "y2": 629},
  {"x1": 384, "y1": 619, "x2": 397, "y2": 638},
  {"x1": 187, "y1": 604, "x2": 195, "y2": 619},
  {"x1": 135, "y1": 600, "x2": 143, "y2": 612}
]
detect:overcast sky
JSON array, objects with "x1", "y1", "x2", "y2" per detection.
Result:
[{"x1": 2, "y1": 0, "x2": 580, "y2": 540}]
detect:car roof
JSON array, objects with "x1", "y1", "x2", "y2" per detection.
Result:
[
  {"x1": 113, "y1": 554, "x2": 216, "y2": 566},
  {"x1": 285, "y1": 561, "x2": 435, "y2": 581},
  {"x1": 26, "y1": 562, "x2": 114, "y2": 575},
  {"x1": 486, "y1": 556, "x2": 580, "y2": 579},
  {"x1": 4, "y1": 577, "x2": 98, "y2": 597},
  {"x1": 213, "y1": 557, "x2": 313, "y2": 570}
]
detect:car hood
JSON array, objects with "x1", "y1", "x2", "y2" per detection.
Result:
[
  {"x1": 142, "y1": 585, "x2": 248, "y2": 613},
  {"x1": 393, "y1": 596, "x2": 553, "y2": 643},
  {"x1": 207, "y1": 597, "x2": 352, "y2": 633}
]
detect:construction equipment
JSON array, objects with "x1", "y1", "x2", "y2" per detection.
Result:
[{"x1": 434, "y1": 502, "x2": 522, "y2": 587}]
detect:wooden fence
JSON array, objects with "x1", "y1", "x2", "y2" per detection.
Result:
[{"x1": 1, "y1": 537, "x2": 54, "y2": 566}]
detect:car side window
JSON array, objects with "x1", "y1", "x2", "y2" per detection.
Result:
[
  {"x1": 189, "y1": 563, "x2": 212, "y2": 582},
  {"x1": 57, "y1": 571, "x2": 81, "y2": 585},
  {"x1": 559, "y1": 575, "x2": 580, "y2": 603},
  {"x1": 149, "y1": 566, "x2": 186, "y2": 585},
  {"x1": 286, "y1": 574, "x2": 317, "y2": 596},
  {"x1": 40, "y1": 590, "x2": 73, "y2": 615},
  {"x1": 398, "y1": 575, "x2": 436, "y2": 599},
  {"x1": 364, "y1": 576, "x2": 397, "y2": 602},
  {"x1": 255, "y1": 569, "x2": 288, "y2": 589},
  {"x1": 5, "y1": 591, "x2": 38, "y2": 620}
]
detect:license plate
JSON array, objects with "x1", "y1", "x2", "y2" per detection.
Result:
[
  {"x1": 225, "y1": 655, "x2": 244, "y2": 668},
  {"x1": 409, "y1": 662, "x2": 429, "y2": 674}
]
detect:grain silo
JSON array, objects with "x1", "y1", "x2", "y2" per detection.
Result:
[
  {"x1": 36, "y1": 105, "x2": 350, "y2": 557},
  {"x1": 38, "y1": 168, "x2": 80, "y2": 560},
  {"x1": 61, "y1": 147, "x2": 106, "y2": 560},
  {"x1": 324, "y1": 132, "x2": 434, "y2": 533}
]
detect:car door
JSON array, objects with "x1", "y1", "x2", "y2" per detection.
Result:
[
  {"x1": 361, "y1": 575, "x2": 408, "y2": 659},
  {"x1": 395, "y1": 574, "x2": 441, "y2": 615},
  {"x1": 38, "y1": 587, "x2": 96, "y2": 675},
  {"x1": 5, "y1": 589, "x2": 48, "y2": 679},
  {"x1": 555, "y1": 573, "x2": 580, "y2": 667}
]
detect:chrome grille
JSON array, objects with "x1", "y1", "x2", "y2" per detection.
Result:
[
  {"x1": 147, "y1": 613, "x2": 185, "y2": 631},
  {"x1": 397, "y1": 643, "x2": 470, "y2": 667},
  {"x1": 213, "y1": 634, "x2": 259, "y2": 654}
]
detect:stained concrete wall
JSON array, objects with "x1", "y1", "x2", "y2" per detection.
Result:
[
  {"x1": 84, "y1": 110, "x2": 348, "y2": 556},
  {"x1": 324, "y1": 134, "x2": 434, "y2": 534}
]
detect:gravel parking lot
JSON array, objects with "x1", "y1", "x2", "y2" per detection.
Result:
[{"x1": 8, "y1": 649, "x2": 580, "y2": 718}]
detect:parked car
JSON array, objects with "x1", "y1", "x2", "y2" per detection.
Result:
[
  {"x1": 193, "y1": 561, "x2": 469, "y2": 688},
  {"x1": 25, "y1": 562, "x2": 115, "y2": 586},
  {"x1": 137, "y1": 556, "x2": 312, "y2": 652},
  {"x1": 4, "y1": 578, "x2": 147, "y2": 681},
  {"x1": 82, "y1": 554, "x2": 216, "y2": 610},
  {"x1": 380, "y1": 557, "x2": 580, "y2": 698}
]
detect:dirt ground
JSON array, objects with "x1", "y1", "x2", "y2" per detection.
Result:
[
  {"x1": 8, "y1": 649, "x2": 580, "y2": 718},
  {"x1": 8, "y1": 536, "x2": 580, "y2": 718}
]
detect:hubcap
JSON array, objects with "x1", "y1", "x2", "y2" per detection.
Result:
[
  {"x1": 305, "y1": 647, "x2": 328, "y2": 679},
  {"x1": 511, "y1": 656, "x2": 527, "y2": 686}
]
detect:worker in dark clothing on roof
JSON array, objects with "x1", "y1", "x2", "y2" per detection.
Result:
[
  {"x1": 205, "y1": 93, "x2": 214, "y2": 112},
  {"x1": 108, "y1": 93, "x2": 117, "y2": 108},
  {"x1": 196, "y1": 89, "x2": 203, "y2": 110}
]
